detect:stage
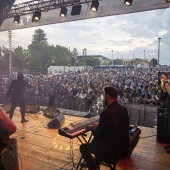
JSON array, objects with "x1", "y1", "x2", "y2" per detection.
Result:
[{"x1": 3, "y1": 107, "x2": 170, "y2": 170}]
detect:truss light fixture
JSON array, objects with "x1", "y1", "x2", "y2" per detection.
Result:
[
  {"x1": 13, "y1": 14, "x2": 20, "y2": 24},
  {"x1": 60, "y1": 7, "x2": 67, "y2": 18},
  {"x1": 71, "y1": 5, "x2": 82, "y2": 16},
  {"x1": 124, "y1": 0, "x2": 133, "y2": 6},
  {"x1": 91, "y1": 0, "x2": 99, "y2": 12},
  {"x1": 32, "y1": 10, "x2": 41, "y2": 22}
]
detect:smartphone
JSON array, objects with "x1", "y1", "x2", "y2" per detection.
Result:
[{"x1": 131, "y1": 126, "x2": 137, "y2": 132}]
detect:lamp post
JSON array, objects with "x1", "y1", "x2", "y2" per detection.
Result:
[
  {"x1": 143, "y1": 50, "x2": 145, "y2": 59},
  {"x1": 158, "y1": 37, "x2": 161, "y2": 65},
  {"x1": 105, "y1": 48, "x2": 114, "y2": 65}
]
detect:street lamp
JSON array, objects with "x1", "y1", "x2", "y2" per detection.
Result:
[
  {"x1": 105, "y1": 48, "x2": 114, "y2": 65},
  {"x1": 158, "y1": 37, "x2": 161, "y2": 65},
  {"x1": 143, "y1": 50, "x2": 145, "y2": 59}
]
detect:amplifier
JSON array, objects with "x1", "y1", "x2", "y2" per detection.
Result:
[{"x1": 157, "y1": 110, "x2": 170, "y2": 144}]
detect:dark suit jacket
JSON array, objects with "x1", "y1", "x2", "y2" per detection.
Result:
[
  {"x1": 7, "y1": 79, "x2": 32, "y2": 101},
  {"x1": 93, "y1": 101, "x2": 129, "y2": 158}
]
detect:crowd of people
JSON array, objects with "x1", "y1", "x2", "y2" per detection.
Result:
[{"x1": 0, "y1": 67, "x2": 169, "y2": 109}]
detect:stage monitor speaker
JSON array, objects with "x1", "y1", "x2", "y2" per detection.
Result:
[
  {"x1": 47, "y1": 112, "x2": 65, "y2": 129},
  {"x1": 157, "y1": 110, "x2": 170, "y2": 144},
  {"x1": 25, "y1": 104, "x2": 40, "y2": 113},
  {"x1": 128, "y1": 126, "x2": 141, "y2": 157},
  {"x1": 1, "y1": 138, "x2": 19, "y2": 170},
  {"x1": 43, "y1": 106, "x2": 61, "y2": 119}
]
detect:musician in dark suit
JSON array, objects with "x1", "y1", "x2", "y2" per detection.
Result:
[
  {"x1": 6, "y1": 73, "x2": 35, "y2": 123},
  {"x1": 80, "y1": 87, "x2": 130, "y2": 170}
]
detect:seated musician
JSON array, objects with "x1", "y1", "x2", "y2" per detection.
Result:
[
  {"x1": 80, "y1": 87, "x2": 130, "y2": 170},
  {"x1": 0, "y1": 108, "x2": 16, "y2": 170}
]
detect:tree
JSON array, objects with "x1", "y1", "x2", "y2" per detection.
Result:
[
  {"x1": 0, "y1": 47, "x2": 10, "y2": 76},
  {"x1": 13, "y1": 46, "x2": 28, "y2": 72},
  {"x1": 113, "y1": 59, "x2": 123, "y2": 65},
  {"x1": 150, "y1": 58, "x2": 158, "y2": 67},
  {"x1": 32, "y1": 28, "x2": 48, "y2": 43},
  {"x1": 79, "y1": 57, "x2": 100, "y2": 66},
  {"x1": 27, "y1": 41, "x2": 54, "y2": 73},
  {"x1": 51, "y1": 45, "x2": 73, "y2": 66}
]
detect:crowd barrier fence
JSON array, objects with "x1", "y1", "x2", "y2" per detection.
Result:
[{"x1": 0, "y1": 92, "x2": 157, "y2": 127}]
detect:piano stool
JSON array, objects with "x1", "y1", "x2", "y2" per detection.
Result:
[
  {"x1": 100, "y1": 155, "x2": 128, "y2": 170},
  {"x1": 77, "y1": 155, "x2": 128, "y2": 170}
]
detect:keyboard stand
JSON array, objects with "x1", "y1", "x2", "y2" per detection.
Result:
[{"x1": 76, "y1": 132, "x2": 93, "y2": 170}]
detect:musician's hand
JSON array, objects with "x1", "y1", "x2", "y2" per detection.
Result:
[
  {"x1": 85, "y1": 125, "x2": 91, "y2": 131},
  {"x1": 85, "y1": 125, "x2": 96, "y2": 132},
  {"x1": 162, "y1": 74, "x2": 168, "y2": 82},
  {"x1": 92, "y1": 122, "x2": 99, "y2": 127}
]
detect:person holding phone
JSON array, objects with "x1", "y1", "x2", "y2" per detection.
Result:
[{"x1": 161, "y1": 73, "x2": 170, "y2": 153}]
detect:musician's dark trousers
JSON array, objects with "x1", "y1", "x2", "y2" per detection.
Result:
[
  {"x1": 9, "y1": 98, "x2": 25, "y2": 120},
  {"x1": 0, "y1": 156, "x2": 5, "y2": 170},
  {"x1": 80, "y1": 138, "x2": 101, "y2": 170}
]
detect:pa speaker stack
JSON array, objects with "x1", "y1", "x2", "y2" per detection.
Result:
[
  {"x1": 43, "y1": 106, "x2": 65, "y2": 129},
  {"x1": 157, "y1": 108, "x2": 170, "y2": 144},
  {"x1": 1, "y1": 138, "x2": 19, "y2": 170}
]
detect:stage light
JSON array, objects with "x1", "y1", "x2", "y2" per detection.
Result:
[
  {"x1": 71, "y1": 5, "x2": 82, "y2": 16},
  {"x1": 60, "y1": 7, "x2": 67, "y2": 18},
  {"x1": 32, "y1": 10, "x2": 41, "y2": 22},
  {"x1": 166, "y1": 0, "x2": 170, "y2": 2},
  {"x1": 13, "y1": 14, "x2": 20, "y2": 24},
  {"x1": 91, "y1": 0, "x2": 99, "y2": 12},
  {"x1": 124, "y1": 0, "x2": 133, "y2": 6}
]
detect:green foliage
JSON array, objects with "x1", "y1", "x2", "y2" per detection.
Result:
[
  {"x1": 79, "y1": 56, "x2": 100, "y2": 66},
  {"x1": 149, "y1": 58, "x2": 158, "y2": 67},
  {"x1": 0, "y1": 47, "x2": 9, "y2": 75},
  {"x1": 32, "y1": 28, "x2": 47, "y2": 43}
]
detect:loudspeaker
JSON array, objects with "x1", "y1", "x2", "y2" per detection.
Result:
[
  {"x1": 1, "y1": 138, "x2": 19, "y2": 170},
  {"x1": 157, "y1": 109, "x2": 170, "y2": 144},
  {"x1": 128, "y1": 126, "x2": 141, "y2": 157},
  {"x1": 43, "y1": 106, "x2": 61, "y2": 119},
  {"x1": 25, "y1": 104, "x2": 40, "y2": 113},
  {"x1": 47, "y1": 112, "x2": 65, "y2": 129}
]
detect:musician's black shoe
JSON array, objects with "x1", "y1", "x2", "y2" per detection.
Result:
[
  {"x1": 21, "y1": 119, "x2": 29, "y2": 123},
  {"x1": 165, "y1": 148, "x2": 170, "y2": 154},
  {"x1": 164, "y1": 145, "x2": 170, "y2": 149}
]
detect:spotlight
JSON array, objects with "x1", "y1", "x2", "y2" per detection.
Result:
[
  {"x1": 91, "y1": 0, "x2": 99, "y2": 12},
  {"x1": 71, "y1": 5, "x2": 82, "y2": 16},
  {"x1": 60, "y1": 7, "x2": 67, "y2": 18},
  {"x1": 13, "y1": 14, "x2": 20, "y2": 24},
  {"x1": 32, "y1": 10, "x2": 41, "y2": 22},
  {"x1": 124, "y1": 0, "x2": 133, "y2": 6}
]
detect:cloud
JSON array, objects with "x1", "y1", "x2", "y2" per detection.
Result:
[{"x1": 1, "y1": 1, "x2": 170, "y2": 65}]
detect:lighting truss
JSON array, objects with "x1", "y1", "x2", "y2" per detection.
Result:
[{"x1": 0, "y1": 0, "x2": 94, "y2": 20}]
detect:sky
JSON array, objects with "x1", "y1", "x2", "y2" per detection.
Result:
[{"x1": 0, "y1": 0, "x2": 170, "y2": 65}]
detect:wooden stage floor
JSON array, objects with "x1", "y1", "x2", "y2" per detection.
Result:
[{"x1": 5, "y1": 107, "x2": 170, "y2": 170}]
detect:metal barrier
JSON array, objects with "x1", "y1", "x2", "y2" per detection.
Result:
[{"x1": 0, "y1": 93, "x2": 157, "y2": 127}]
